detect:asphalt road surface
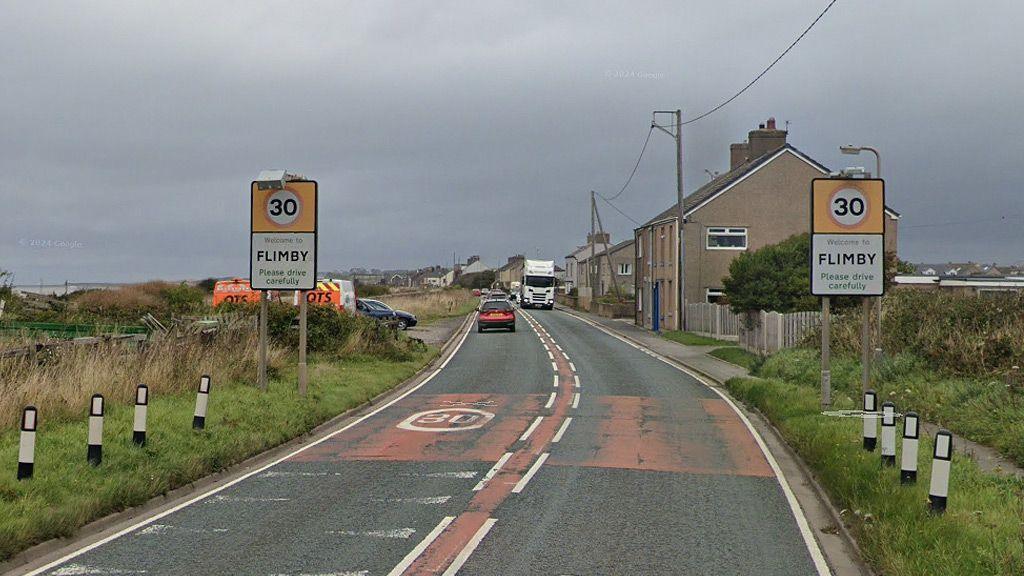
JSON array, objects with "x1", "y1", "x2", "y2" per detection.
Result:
[{"x1": 27, "y1": 309, "x2": 826, "y2": 576}]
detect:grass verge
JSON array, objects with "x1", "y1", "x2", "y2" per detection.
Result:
[
  {"x1": 708, "y1": 346, "x2": 760, "y2": 370},
  {"x1": 380, "y1": 289, "x2": 478, "y2": 324},
  {"x1": 0, "y1": 350, "x2": 436, "y2": 561},
  {"x1": 661, "y1": 330, "x2": 733, "y2": 347},
  {"x1": 761, "y1": 348, "x2": 1024, "y2": 468},
  {"x1": 725, "y1": 375, "x2": 1024, "y2": 575}
]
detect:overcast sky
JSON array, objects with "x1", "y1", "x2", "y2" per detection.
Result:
[{"x1": 2, "y1": 1, "x2": 1022, "y2": 284}]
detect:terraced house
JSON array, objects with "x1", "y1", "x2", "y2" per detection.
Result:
[{"x1": 634, "y1": 118, "x2": 900, "y2": 330}]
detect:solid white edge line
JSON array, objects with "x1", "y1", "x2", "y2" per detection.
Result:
[
  {"x1": 25, "y1": 315, "x2": 479, "y2": 576},
  {"x1": 544, "y1": 392, "x2": 556, "y2": 409},
  {"x1": 440, "y1": 518, "x2": 498, "y2": 576},
  {"x1": 512, "y1": 452, "x2": 549, "y2": 494},
  {"x1": 561, "y1": 311, "x2": 830, "y2": 576},
  {"x1": 386, "y1": 515, "x2": 456, "y2": 576},
  {"x1": 473, "y1": 452, "x2": 513, "y2": 491},
  {"x1": 519, "y1": 416, "x2": 544, "y2": 441},
  {"x1": 571, "y1": 393, "x2": 580, "y2": 409},
  {"x1": 573, "y1": 375, "x2": 580, "y2": 388},
  {"x1": 552, "y1": 417, "x2": 573, "y2": 443}
]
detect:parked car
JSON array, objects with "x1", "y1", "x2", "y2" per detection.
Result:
[
  {"x1": 477, "y1": 299, "x2": 516, "y2": 333},
  {"x1": 356, "y1": 299, "x2": 397, "y2": 323},
  {"x1": 472, "y1": 288, "x2": 482, "y2": 297},
  {"x1": 361, "y1": 299, "x2": 417, "y2": 329}
]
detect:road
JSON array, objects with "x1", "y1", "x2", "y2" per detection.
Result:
[{"x1": 27, "y1": 308, "x2": 826, "y2": 576}]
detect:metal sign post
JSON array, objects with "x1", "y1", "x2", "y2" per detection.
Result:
[
  {"x1": 251, "y1": 172, "x2": 317, "y2": 393},
  {"x1": 811, "y1": 178, "x2": 886, "y2": 404}
]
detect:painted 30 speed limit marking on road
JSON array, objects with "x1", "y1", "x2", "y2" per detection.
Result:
[
  {"x1": 810, "y1": 178, "x2": 885, "y2": 296},
  {"x1": 397, "y1": 408, "x2": 496, "y2": 432}
]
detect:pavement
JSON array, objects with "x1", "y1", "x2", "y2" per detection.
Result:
[{"x1": 16, "y1": 308, "x2": 839, "y2": 576}]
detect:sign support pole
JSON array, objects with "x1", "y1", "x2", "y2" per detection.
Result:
[
  {"x1": 258, "y1": 291, "x2": 268, "y2": 391},
  {"x1": 298, "y1": 291, "x2": 308, "y2": 396},
  {"x1": 861, "y1": 297, "x2": 871, "y2": 395},
  {"x1": 821, "y1": 296, "x2": 831, "y2": 409}
]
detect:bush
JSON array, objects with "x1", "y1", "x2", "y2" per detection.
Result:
[
  {"x1": 457, "y1": 271, "x2": 495, "y2": 290},
  {"x1": 722, "y1": 234, "x2": 819, "y2": 314},
  {"x1": 811, "y1": 289, "x2": 1024, "y2": 376},
  {"x1": 355, "y1": 283, "x2": 389, "y2": 297},
  {"x1": 262, "y1": 303, "x2": 423, "y2": 360}
]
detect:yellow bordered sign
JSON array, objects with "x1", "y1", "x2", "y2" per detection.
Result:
[
  {"x1": 251, "y1": 181, "x2": 317, "y2": 232},
  {"x1": 812, "y1": 179, "x2": 884, "y2": 234},
  {"x1": 250, "y1": 180, "x2": 318, "y2": 291}
]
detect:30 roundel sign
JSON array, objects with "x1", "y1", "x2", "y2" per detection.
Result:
[
  {"x1": 828, "y1": 187, "x2": 868, "y2": 228},
  {"x1": 397, "y1": 409, "x2": 495, "y2": 432}
]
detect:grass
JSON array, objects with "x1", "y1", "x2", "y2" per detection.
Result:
[
  {"x1": 0, "y1": 328, "x2": 283, "y2": 430},
  {"x1": 761, "y1": 348, "x2": 1024, "y2": 468},
  {"x1": 725, "y1": 375, "x2": 1024, "y2": 575},
  {"x1": 380, "y1": 289, "x2": 477, "y2": 324},
  {"x1": 0, "y1": 350, "x2": 435, "y2": 561},
  {"x1": 708, "y1": 346, "x2": 760, "y2": 370},
  {"x1": 660, "y1": 330, "x2": 733, "y2": 347}
]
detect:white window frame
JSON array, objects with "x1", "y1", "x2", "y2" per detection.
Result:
[
  {"x1": 618, "y1": 263, "x2": 631, "y2": 276},
  {"x1": 706, "y1": 227, "x2": 748, "y2": 250},
  {"x1": 706, "y1": 288, "x2": 725, "y2": 303}
]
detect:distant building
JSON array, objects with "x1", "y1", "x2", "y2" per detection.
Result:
[
  {"x1": 634, "y1": 117, "x2": 901, "y2": 330},
  {"x1": 496, "y1": 255, "x2": 526, "y2": 288},
  {"x1": 576, "y1": 239, "x2": 636, "y2": 301}
]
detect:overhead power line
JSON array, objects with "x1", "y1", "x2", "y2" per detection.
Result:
[
  {"x1": 682, "y1": 0, "x2": 840, "y2": 126},
  {"x1": 595, "y1": 192, "x2": 641, "y2": 226},
  {"x1": 606, "y1": 126, "x2": 655, "y2": 201}
]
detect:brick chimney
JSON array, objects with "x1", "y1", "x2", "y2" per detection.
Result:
[
  {"x1": 729, "y1": 142, "x2": 750, "y2": 170},
  {"x1": 507, "y1": 254, "x2": 525, "y2": 265},
  {"x1": 747, "y1": 117, "x2": 787, "y2": 159},
  {"x1": 729, "y1": 117, "x2": 787, "y2": 169}
]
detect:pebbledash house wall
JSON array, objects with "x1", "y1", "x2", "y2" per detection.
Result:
[{"x1": 634, "y1": 148, "x2": 899, "y2": 327}]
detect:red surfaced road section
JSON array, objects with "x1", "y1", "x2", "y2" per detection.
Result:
[
  {"x1": 404, "y1": 314, "x2": 575, "y2": 574},
  {"x1": 292, "y1": 312, "x2": 774, "y2": 573}
]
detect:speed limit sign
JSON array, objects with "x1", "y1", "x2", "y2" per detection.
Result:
[
  {"x1": 251, "y1": 181, "x2": 318, "y2": 290},
  {"x1": 811, "y1": 179, "x2": 885, "y2": 296}
]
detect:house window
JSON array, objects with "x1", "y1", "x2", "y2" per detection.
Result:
[
  {"x1": 706, "y1": 288, "x2": 725, "y2": 303},
  {"x1": 618, "y1": 263, "x2": 631, "y2": 276},
  {"x1": 706, "y1": 227, "x2": 747, "y2": 250}
]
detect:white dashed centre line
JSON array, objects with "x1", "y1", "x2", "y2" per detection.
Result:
[
  {"x1": 552, "y1": 417, "x2": 573, "y2": 443},
  {"x1": 572, "y1": 393, "x2": 580, "y2": 409},
  {"x1": 441, "y1": 518, "x2": 498, "y2": 576},
  {"x1": 551, "y1": 362, "x2": 558, "y2": 372},
  {"x1": 473, "y1": 452, "x2": 513, "y2": 491},
  {"x1": 552, "y1": 374, "x2": 559, "y2": 388},
  {"x1": 573, "y1": 375, "x2": 581, "y2": 388},
  {"x1": 512, "y1": 453, "x2": 550, "y2": 494},
  {"x1": 385, "y1": 517, "x2": 454, "y2": 576},
  {"x1": 519, "y1": 416, "x2": 544, "y2": 441},
  {"x1": 569, "y1": 362, "x2": 577, "y2": 372},
  {"x1": 544, "y1": 392, "x2": 556, "y2": 409},
  {"x1": 547, "y1": 351, "x2": 554, "y2": 360}
]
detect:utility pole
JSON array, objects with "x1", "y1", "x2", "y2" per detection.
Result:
[
  {"x1": 593, "y1": 200, "x2": 622, "y2": 302},
  {"x1": 653, "y1": 109, "x2": 685, "y2": 330},
  {"x1": 590, "y1": 191, "x2": 597, "y2": 310}
]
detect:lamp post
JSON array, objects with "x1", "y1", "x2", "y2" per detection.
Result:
[{"x1": 840, "y1": 145, "x2": 883, "y2": 395}]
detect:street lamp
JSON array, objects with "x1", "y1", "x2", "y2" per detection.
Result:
[{"x1": 839, "y1": 145, "x2": 884, "y2": 387}]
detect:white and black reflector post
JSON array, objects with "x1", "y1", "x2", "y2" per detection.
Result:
[
  {"x1": 87, "y1": 394, "x2": 104, "y2": 466},
  {"x1": 880, "y1": 401, "x2": 896, "y2": 467},
  {"x1": 900, "y1": 411, "x2": 920, "y2": 484},
  {"x1": 929, "y1": 429, "x2": 954, "y2": 514},
  {"x1": 18, "y1": 406, "x2": 38, "y2": 480},
  {"x1": 193, "y1": 375, "x2": 211, "y2": 430},
  {"x1": 133, "y1": 384, "x2": 149, "y2": 446},
  {"x1": 862, "y1": 389, "x2": 878, "y2": 451}
]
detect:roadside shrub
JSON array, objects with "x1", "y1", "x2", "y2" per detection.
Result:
[
  {"x1": 355, "y1": 284, "x2": 390, "y2": 297},
  {"x1": 809, "y1": 290, "x2": 1024, "y2": 376},
  {"x1": 263, "y1": 302, "x2": 422, "y2": 360}
]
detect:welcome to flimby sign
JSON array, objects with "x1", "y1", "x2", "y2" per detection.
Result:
[
  {"x1": 810, "y1": 179, "x2": 885, "y2": 297},
  {"x1": 250, "y1": 181, "x2": 318, "y2": 290}
]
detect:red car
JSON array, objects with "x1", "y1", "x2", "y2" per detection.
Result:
[{"x1": 478, "y1": 299, "x2": 516, "y2": 332}]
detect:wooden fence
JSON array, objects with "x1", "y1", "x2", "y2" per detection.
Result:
[{"x1": 685, "y1": 302, "x2": 819, "y2": 355}]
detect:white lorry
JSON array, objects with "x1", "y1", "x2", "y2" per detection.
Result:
[{"x1": 520, "y1": 259, "x2": 556, "y2": 309}]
